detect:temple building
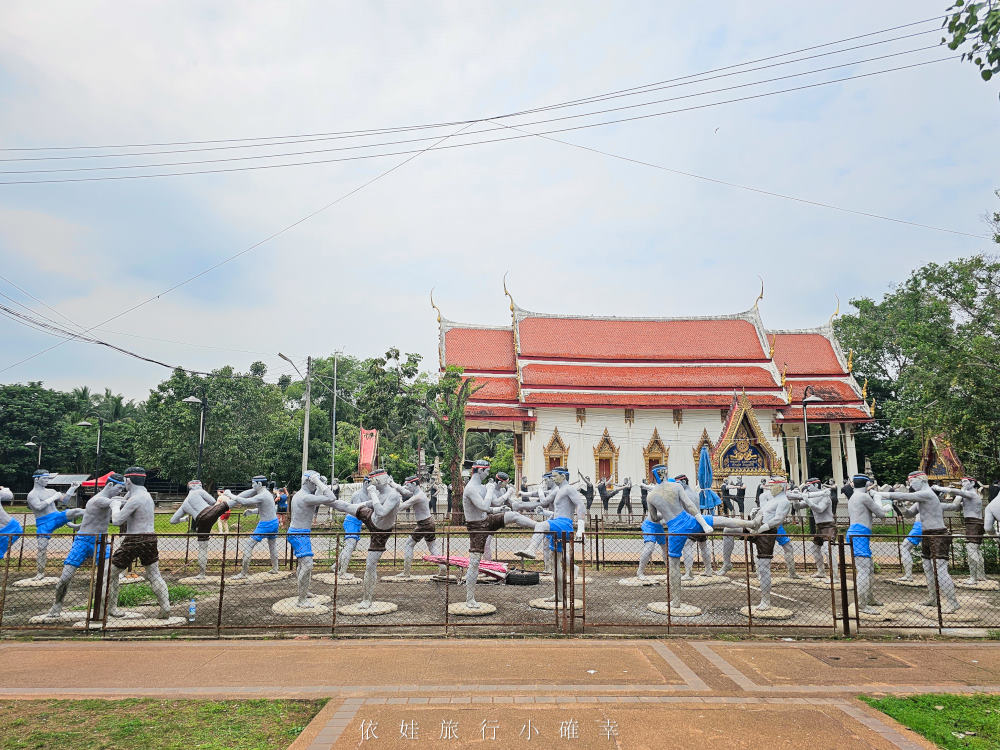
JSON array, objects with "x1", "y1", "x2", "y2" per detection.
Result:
[{"x1": 434, "y1": 292, "x2": 872, "y2": 497}]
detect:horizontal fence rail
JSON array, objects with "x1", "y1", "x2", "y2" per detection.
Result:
[{"x1": 1, "y1": 523, "x2": 997, "y2": 637}]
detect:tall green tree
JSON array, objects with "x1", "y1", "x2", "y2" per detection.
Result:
[{"x1": 425, "y1": 367, "x2": 482, "y2": 498}]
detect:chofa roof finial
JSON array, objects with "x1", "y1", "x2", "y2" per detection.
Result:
[
  {"x1": 752, "y1": 275, "x2": 764, "y2": 310},
  {"x1": 430, "y1": 288, "x2": 442, "y2": 324}
]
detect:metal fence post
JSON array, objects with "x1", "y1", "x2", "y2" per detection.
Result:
[
  {"x1": 217, "y1": 534, "x2": 228, "y2": 637},
  {"x1": 931, "y1": 549, "x2": 944, "y2": 635},
  {"x1": 841, "y1": 535, "x2": 856, "y2": 635},
  {"x1": 0, "y1": 535, "x2": 12, "y2": 635},
  {"x1": 90, "y1": 534, "x2": 108, "y2": 622},
  {"x1": 743, "y1": 537, "x2": 753, "y2": 635},
  {"x1": 443, "y1": 528, "x2": 450, "y2": 637},
  {"x1": 332, "y1": 533, "x2": 340, "y2": 636}
]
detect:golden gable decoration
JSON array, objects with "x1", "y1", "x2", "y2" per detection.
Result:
[
  {"x1": 712, "y1": 392, "x2": 782, "y2": 478},
  {"x1": 542, "y1": 427, "x2": 569, "y2": 470},
  {"x1": 642, "y1": 428, "x2": 668, "y2": 478},
  {"x1": 593, "y1": 428, "x2": 621, "y2": 484}
]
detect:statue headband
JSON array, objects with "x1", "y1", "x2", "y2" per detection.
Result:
[
  {"x1": 32, "y1": 469, "x2": 54, "y2": 479},
  {"x1": 404, "y1": 475, "x2": 419, "y2": 484},
  {"x1": 496, "y1": 471, "x2": 510, "y2": 481},
  {"x1": 805, "y1": 477, "x2": 821, "y2": 486},
  {"x1": 124, "y1": 467, "x2": 147, "y2": 478},
  {"x1": 472, "y1": 460, "x2": 490, "y2": 469},
  {"x1": 853, "y1": 474, "x2": 872, "y2": 483},
  {"x1": 107, "y1": 473, "x2": 125, "y2": 486},
  {"x1": 907, "y1": 471, "x2": 927, "y2": 481},
  {"x1": 252, "y1": 475, "x2": 268, "y2": 483},
  {"x1": 674, "y1": 474, "x2": 688, "y2": 483},
  {"x1": 367, "y1": 469, "x2": 387, "y2": 479}
]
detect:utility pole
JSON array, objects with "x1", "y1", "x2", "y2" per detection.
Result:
[
  {"x1": 302, "y1": 355, "x2": 312, "y2": 475},
  {"x1": 331, "y1": 352, "x2": 338, "y2": 481}
]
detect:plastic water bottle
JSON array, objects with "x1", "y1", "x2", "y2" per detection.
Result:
[{"x1": 187, "y1": 598, "x2": 196, "y2": 623}]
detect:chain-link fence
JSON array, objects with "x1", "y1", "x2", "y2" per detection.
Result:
[{"x1": 1, "y1": 522, "x2": 997, "y2": 637}]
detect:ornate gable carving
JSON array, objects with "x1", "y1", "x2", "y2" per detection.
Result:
[
  {"x1": 643, "y1": 428, "x2": 668, "y2": 478},
  {"x1": 543, "y1": 427, "x2": 569, "y2": 467},
  {"x1": 920, "y1": 434, "x2": 965, "y2": 481},
  {"x1": 692, "y1": 428, "x2": 715, "y2": 464},
  {"x1": 593, "y1": 428, "x2": 621, "y2": 483},
  {"x1": 712, "y1": 392, "x2": 782, "y2": 477}
]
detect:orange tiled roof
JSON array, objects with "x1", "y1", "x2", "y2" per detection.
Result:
[
  {"x1": 785, "y1": 379, "x2": 861, "y2": 404},
  {"x1": 443, "y1": 326, "x2": 516, "y2": 372},
  {"x1": 520, "y1": 363, "x2": 778, "y2": 390},
  {"x1": 463, "y1": 376, "x2": 519, "y2": 402},
  {"x1": 772, "y1": 332, "x2": 843, "y2": 375},
  {"x1": 518, "y1": 316, "x2": 766, "y2": 361},
  {"x1": 466, "y1": 404, "x2": 533, "y2": 420},
  {"x1": 521, "y1": 391, "x2": 787, "y2": 408},
  {"x1": 777, "y1": 405, "x2": 870, "y2": 422}
]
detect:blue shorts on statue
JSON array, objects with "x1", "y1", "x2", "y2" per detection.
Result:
[
  {"x1": 845, "y1": 523, "x2": 872, "y2": 558},
  {"x1": 0, "y1": 518, "x2": 23, "y2": 559},
  {"x1": 667, "y1": 513, "x2": 714, "y2": 558},
  {"x1": 343, "y1": 515, "x2": 362, "y2": 541},
  {"x1": 641, "y1": 519, "x2": 665, "y2": 544},
  {"x1": 34, "y1": 510, "x2": 69, "y2": 538},
  {"x1": 905, "y1": 521, "x2": 923, "y2": 547},
  {"x1": 64, "y1": 534, "x2": 111, "y2": 568},
  {"x1": 287, "y1": 528, "x2": 313, "y2": 558},
  {"x1": 250, "y1": 517, "x2": 280, "y2": 542},
  {"x1": 546, "y1": 516, "x2": 575, "y2": 551},
  {"x1": 776, "y1": 524, "x2": 790, "y2": 547}
]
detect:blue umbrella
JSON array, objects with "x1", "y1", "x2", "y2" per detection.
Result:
[{"x1": 697, "y1": 445, "x2": 721, "y2": 512}]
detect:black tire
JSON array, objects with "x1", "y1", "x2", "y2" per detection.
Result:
[{"x1": 505, "y1": 570, "x2": 540, "y2": 586}]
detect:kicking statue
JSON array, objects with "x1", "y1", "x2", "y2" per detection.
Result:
[
  {"x1": 170, "y1": 479, "x2": 229, "y2": 580},
  {"x1": 515, "y1": 467, "x2": 587, "y2": 576},
  {"x1": 742, "y1": 477, "x2": 794, "y2": 615},
  {"x1": 481, "y1": 471, "x2": 517, "y2": 563},
  {"x1": 719, "y1": 478, "x2": 798, "y2": 581},
  {"x1": 788, "y1": 477, "x2": 838, "y2": 579},
  {"x1": 0, "y1": 485, "x2": 23, "y2": 560},
  {"x1": 460, "y1": 460, "x2": 537, "y2": 613},
  {"x1": 518, "y1": 472, "x2": 557, "y2": 575},
  {"x1": 395, "y1": 475, "x2": 447, "y2": 579},
  {"x1": 844, "y1": 474, "x2": 889, "y2": 614},
  {"x1": 334, "y1": 485, "x2": 365, "y2": 580},
  {"x1": 105, "y1": 467, "x2": 174, "y2": 621},
  {"x1": 934, "y1": 477, "x2": 990, "y2": 587},
  {"x1": 42, "y1": 473, "x2": 125, "y2": 620},
  {"x1": 25, "y1": 470, "x2": 83, "y2": 581},
  {"x1": 331, "y1": 469, "x2": 401, "y2": 613},
  {"x1": 643, "y1": 465, "x2": 755, "y2": 617},
  {"x1": 225, "y1": 475, "x2": 280, "y2": 580},
  {"x1": 896, "y1": 507, "x2": 923, "y2": 582},
  {"x1": 884, "y1": 471, "x2": 961, "y2": 613}
]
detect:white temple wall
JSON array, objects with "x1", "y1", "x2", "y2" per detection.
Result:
[{"x1": 522, "y1": 407, "x2": 785, "y2": 489}]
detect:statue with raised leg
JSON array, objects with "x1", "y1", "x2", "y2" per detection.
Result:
[
  {"x1": 225, "y1": 475, "x2": 279, "y2": 580},
  {"x1": 788, "y1": 477, "x2": 838, "y2": 580},
  {"x1": 625, "y1": 498, "x2": 668, "y2": 586},
  {"x1": 596, "y1": 477, "x2": 622, "y2": 514},
  {"x1": 0, "y1": 485, "x2": 23, "y2": 561},
  {"x1": 394, "y1": 475, "x2": 447, "y2": 579},
  {"x1": 884, "y1": 471, "x2": 961, "y2": 614},
  {"x1": 41, "y1": 473, "x2": 125, "y2": 620},
  {"x1": 481, "y1": 472, "x2": 517, "y2": 564},
  {"x1": 739, "y1": 477, "x2": 795, "y2": 617},
  {"x1": 643, "y1": 465, "x2": 756, "y2": 617},
  {"x1": 518, "y1": 472, "x2": 557, "y2": 575},
  {"x1": 934, "y1": 477, "x2": 991, "y2": 588},
  {"x1": 844, "y1": 474, "x2": 889, "y2": 614},
  {"x1": 104, "y1": 467, "x2": 175, "y2": 623},
  {"x1": 334, "y1": 486, "x2": 365, "y2": 581},
  {"x1": 331, "y1": 469, "x2": 401, "y2": 614},
  {"x1": 718, "y1": 480, "x2": 797, "y2": 581},
  {"x1": 460, "y1": 460, "x2": 538, "y2": 614},
  {"x1": 171, "y1": 479, "x2": 229, "y2": 580},
  {"x1": 894, "y1": 507, "x2": 923, "y2": 583},
  {"x1": 25, "y1": 470, "x2": 83, "y2": 582}
]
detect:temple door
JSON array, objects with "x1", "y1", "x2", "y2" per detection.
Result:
[
  {"x1": 549, "y1": 456, "x2": 562, "y2": 471},
  {"x1": 599, "y1": 458, "x2": 611, "y2": 479}
]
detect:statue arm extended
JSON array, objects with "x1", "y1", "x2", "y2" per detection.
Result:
[
  {"x1": 110, "y1": 497, "x2": 136, "y2": 527},
  {"x1": 465, "y1": 487, "x2": 492, "y2": 512},
  {"x1": 169, "y1": 504, "x2": 187, "y2": 524},
  {"x1": 865, "y1": 493, "x2": 888, "y2": 519},
  {"x1": 393, "y1": 482, "x2": 416, "y2": 500},
  {"x1": 677, "y1": 486, "x2": 713, "y2": 533},
  {"x1": 571, "y1": 488, "x2": 586, "y2": 537}
]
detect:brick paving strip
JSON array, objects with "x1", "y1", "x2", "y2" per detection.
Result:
[{"x1": 3, "y1": 639, "x2": 992, "y2": 748}]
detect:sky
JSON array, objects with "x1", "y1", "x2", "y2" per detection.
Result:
[{"x1": 0, "y1": 1, "x2": 997, "y2": 401}]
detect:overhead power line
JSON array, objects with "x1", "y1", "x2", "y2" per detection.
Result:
[
  {"x1": 0, "y1": 13, "x2": 948, "y2": 154},
  {"x1": 0, "y1": 27, "x2": 941, "y2": 164},
  {"x1": 0, "y1": 55, "x2": 957, "y2": 185}
]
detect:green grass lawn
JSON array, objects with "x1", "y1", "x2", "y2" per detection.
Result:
[
  {"x1": 861, "y1": 694, "x2": 1000, "y2": 749},
  {"x1": 0, "y1": 699, "x2": 326, "y2": 750}
]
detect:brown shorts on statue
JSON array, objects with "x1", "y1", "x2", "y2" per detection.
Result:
[
  {"x1": 688, "y1": 532, "x2": 708, "y2": 543},
  {"x1": 751, "y1": 530, "x2": 778, "y2": 559},
  {"x1": 193, "y1": 503, "x2": 229, "y2": 541},
  {"x1": 466, "y1": 514, "x2": 506, "y2": 554},
  {"x1": 111, "y1": 533, "x2": 159, "y2": 568},
  {"x1": 964, "y1": 517, "x2": 985, "y2": 545},
  {"x1": 410, "y1": 517, "x2": 436, "y2": 543},
  {"x1": 813, "y1": 521, "x2": 837, "y2": 546},
  {"x1": 920, "y1": 527, "x2": 952, "y2": 559},
  {"x1": 355, "y1": 507, "x2": 391, "y2": 552}
]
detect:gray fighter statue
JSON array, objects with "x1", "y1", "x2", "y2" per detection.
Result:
[
  {"x1": 934, "y1": 477, "x2": 986, "y2": 585},
  {"x1": 395, "y1": 475, "x2": 447, "y2": 578},
  {"x1": 105, "y1": 467, "x2": 172, "y2": 620},
  {"x1": 0, "y1": 485, "x2": 23, "y2": 561},
  {"x1": 330, "y1": 469, "x2": 401, "y2": 610},
  {"x1": 515, "y1": 467, "x2": 587, "y2": 579},
  {"x1": 676, "y1": 474, "x2": 715, "y2": 579},
  {"x1": 883, "y1": 471, "x2": 961, "y2": 613},
  {"x1": 287, "y1": 471, "x2": 339, "y2": 607},
  {"x1": 788, "y1": 477, "x2": 838, "y2": 579},
  {"x1": 335, "y1": 485, "x2": 365, "y2": 578},
  {"x1": 26, "y1": 469, "x2": 83, "y2": 580},
  {"x1": 844, "y1": 474, "x2": 889, "y2": 614},
  {"x1": 462, "y1": 460, "x2": 537, "y2": 610},
  {"x1": 44, "y1": 473, "x2": 125, "y2": 618},
  {"x1": 986, "y1": 486, "x2": 1000, "y2": 538},
  {"x1": 225, "y1": 475, "x2": 279, "y2": 579},
  {"x1": 742, "y1": 477, "x2": 791, "y2": 611},
  {"x1": 170, "y1": 479, "x2": 229, "y2": 579},
  {"x1": 481, "y1": 471, "x2": 516, "y2": 563}
]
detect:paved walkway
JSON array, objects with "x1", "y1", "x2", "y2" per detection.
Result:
[{"x1": 4, "y1": 639, "x2": 998, "y2": 748}]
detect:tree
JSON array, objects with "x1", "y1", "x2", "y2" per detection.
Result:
[
  {"x1": 835, "y1": 252, "x2": 1000, "y2": 482},
  {"x1": 942, "y1": 1, "x2": 1000, "y2": 93},
  {"x1": 0, "y1": 382, "x2": 78, "y2": 487},
  {"x1": 424, "y1": 368, "x2": 482, "y2": 500}
]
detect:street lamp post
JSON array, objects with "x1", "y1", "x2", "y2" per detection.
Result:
[
  {"x1": 183, "y1": 395, "x2": 207, "y2": 480},
  {"x1": 24, "y1": 436, "x2": 41, "y2": 468},
  {"x1": 76, "y1": 415, "x2": 105, "y2": 497},
  {"x1": 278, "y1": 353, "x2": 311, "y2": 475},
  {"x1": 801, "y1": 386, "x2": 823, "y2": 483}
]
